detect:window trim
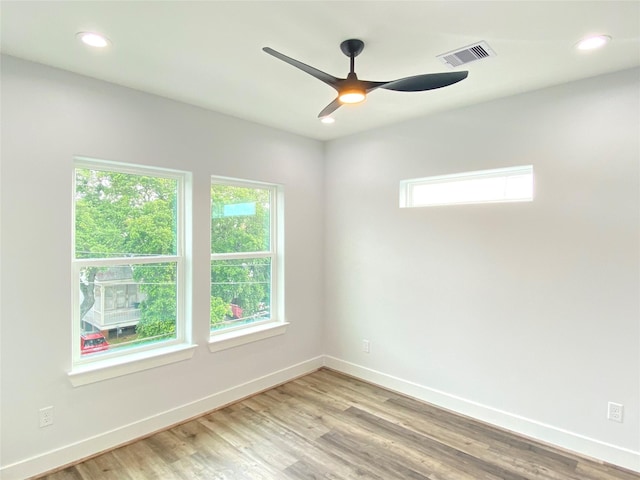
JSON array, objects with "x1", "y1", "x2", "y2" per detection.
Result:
[
  {"x1": 68, "y1": 343, "x2": 197, "y2": 387},
  {"x1": 400, "y1": 165, "x2": 534, "y2": 208},
  {"x1": 208, "y1": 321, "x2": 289, "y2": 353},
  {"x1": 71, "y1": 157, "x2": 193, "y2": 383},
  {"x1": 209, "y1": 176, "x2": 285, "y2": 349}
]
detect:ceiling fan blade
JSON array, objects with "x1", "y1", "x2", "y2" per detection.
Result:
[
  {"x1": 361, "y1": 81, "x2": 388, "y2": 93},
  {"x1": 318, "y1": 98, "x2": 342, "y2": 118},
  {"x1": 380, "y1": 71, "x2": 468, "y2": 92},
  {"x1": 263, "y1": 47, "x2": 340, "y2": 89}
]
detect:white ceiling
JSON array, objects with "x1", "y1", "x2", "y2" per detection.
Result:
[{"x1": 1, "y1": 1, "x2": 639, "y2": 140}]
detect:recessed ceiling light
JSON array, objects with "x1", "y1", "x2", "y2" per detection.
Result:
[
  {"x1": 576, "y1": 35, "x2": 611, "y2": 51},
  {"x1": 77, "y1": 32, "x2": 111, "y2": 48},
  {"x1": 320, "y1": 116, "x2": 335, "y2": 124}
]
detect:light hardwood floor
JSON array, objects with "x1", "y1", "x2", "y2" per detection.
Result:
[{"x1": 36, "y1": 369, "x2": 638, "y2": 480}]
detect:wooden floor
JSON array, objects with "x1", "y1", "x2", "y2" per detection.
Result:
[{"x1": 37, "y1": 369, "x2": 638, "y2": 480}]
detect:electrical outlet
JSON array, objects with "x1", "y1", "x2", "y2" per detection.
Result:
[
  {"x1": 39, "y1": 406, "x2": 54, "y2": 428},
  {"x1": 607, "y1": 402, "x2": 623, "y2": 423},
  {"x1": 362, "y1": 339, "x2": 370, "y2": 353}
]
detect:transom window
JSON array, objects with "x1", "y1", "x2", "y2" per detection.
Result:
[
  {"x1": 400, "y1": 165, "x2": 534, "y2": 208},
  {"x1": 210, "y1": 178, "x2": 280, "y2": 336},
  {"x1": 72, "y1": 159, "x2": 187, "y2": 367}
]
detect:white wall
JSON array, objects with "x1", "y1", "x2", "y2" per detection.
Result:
[
  {"x1": 2, "y1": 54, "x2": 639, "y2": 478},
  {"x1": 324, "y1": 68, "x2": 640, "y2": 470},
  {"x1": 0, "y1": 55, "x2": 325, "y2": 478}
]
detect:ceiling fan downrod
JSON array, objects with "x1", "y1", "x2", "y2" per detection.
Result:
[{"x1": 340, "y1": 39, "x2": 364, "y2": 75}]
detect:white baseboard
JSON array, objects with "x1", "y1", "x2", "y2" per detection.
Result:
[
  {"x1": 3, "y1": 355, "x2": 638, "y2": 479},
  {"x1": 323, "y1": 355, "x2": 640, "y2": 473},
  {"x1": 0, "y1": 356, "x2": 324, "y2": 480}
]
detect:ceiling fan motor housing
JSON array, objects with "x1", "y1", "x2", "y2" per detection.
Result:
[{"x1": 340, "y1": 39, "x2": 365, "y2": 58}]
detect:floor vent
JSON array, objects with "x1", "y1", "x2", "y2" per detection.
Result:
[{"x1": 437, "y1": 41, "x2": 496, "y2": 68}]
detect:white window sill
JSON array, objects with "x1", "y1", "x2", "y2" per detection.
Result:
[
  {"x1": 68, "y1": 343, "x2": 198, "y2": 387},
  {"x1": 208, "y1": 322, "x2": 289, "y2": 353}
]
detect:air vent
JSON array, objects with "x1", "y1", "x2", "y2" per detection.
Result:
[{"x1": 437, "y1": 41, "x2": 496, "y2": 68}]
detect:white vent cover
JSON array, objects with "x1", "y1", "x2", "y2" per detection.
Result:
[{"x1": 437, "y1": 41, "x2": 496, "y2": 68}]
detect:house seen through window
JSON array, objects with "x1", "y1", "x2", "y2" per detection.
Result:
[{"x1": 73, "y1": 160, "x2": 186, "y2": 364}]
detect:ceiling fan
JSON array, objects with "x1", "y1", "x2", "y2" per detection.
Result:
[{"x1": 263, "y1": 39, "x2": 469, "y2": 118}]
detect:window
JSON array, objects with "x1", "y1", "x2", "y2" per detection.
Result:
[
  {"x1": 400, "y1": 165, "x2": 534, "y2": 208},
  {"x1": 210, "y1": 178, "x2": 283, "y2": 344},
  {"x1": 72, "y1": 159, "x2": 190, "y2": 374}
]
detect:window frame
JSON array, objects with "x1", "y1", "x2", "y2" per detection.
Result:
[
  {"x1": 400, "y1": 165, "x2": 534, "y2": 208},
  {"x1": 208, "y1": 176, "x2": 286, "y2": 351},
  {"x1": 70, "y1": 157, "x2": 194, "y2": 384}
]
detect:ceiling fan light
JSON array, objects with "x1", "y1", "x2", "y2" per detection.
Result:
[{"x1": 339, "y1": 90, "x2": 366, "y2": 104}]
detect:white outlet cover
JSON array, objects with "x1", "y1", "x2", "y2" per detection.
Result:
[
  {"x1": 607, "y1": 402, "x2": 623, "y2": 423},
  {"x1": 39, "y1": 406, "x2": 54, "y2": 427}
]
